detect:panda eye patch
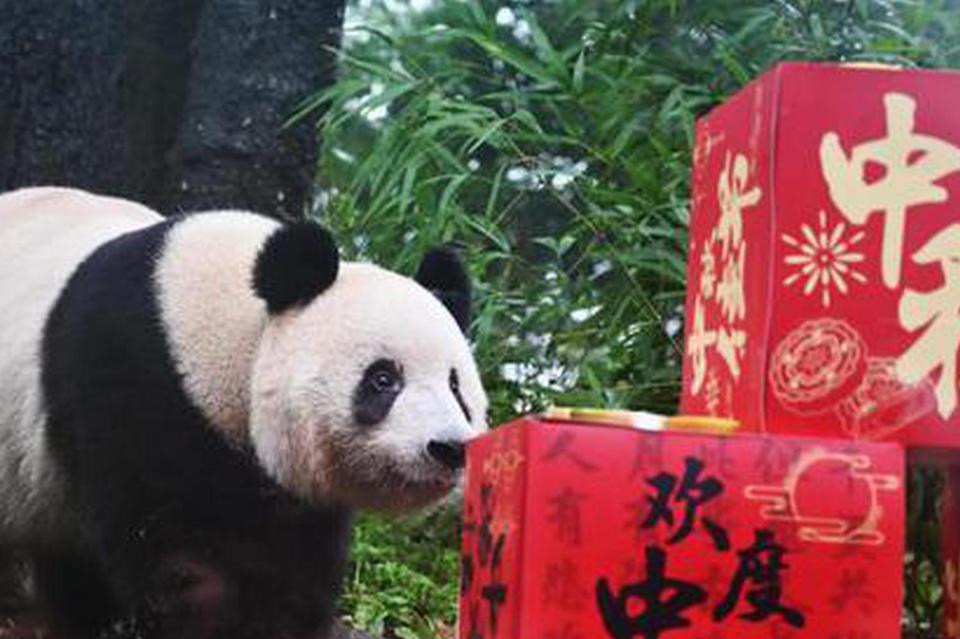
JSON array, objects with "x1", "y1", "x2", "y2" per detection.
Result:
[
  {"x1": 449, "y1": 368, "x2": 472, "y2": 424},
  {"x1": 364, "y1": 360, "x2": 403, "y2": 394},
  {"x1": 371, "y1": 371, "x2": 394, "y2": 392},
  {"x1": 354, "y1": 359, "x2": 404, "y2": 427}
]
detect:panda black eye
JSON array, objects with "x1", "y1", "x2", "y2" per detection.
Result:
[
  {"x1": 354, "y1": 359, "x2": 404, "y2": 427},
  {"x1": 371, "y1": 370, "x2": 396, "y2": 392},
  {"x1": 449, "y1": 368, "x2": 472, "y2": 423},
  {"x1": 365, "y1": 360, "x2": 402, "y2": 394}
]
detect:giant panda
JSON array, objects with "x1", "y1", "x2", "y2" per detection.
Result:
[{"x1": 0, "y1": 187, "x2": 488, "y2": 639}]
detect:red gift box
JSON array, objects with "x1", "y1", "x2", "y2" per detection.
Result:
[
  {"x1": 679, "y1": 62, "x2": 960, "y2": 456},
  {"x1": 458, "y1": 417, "x2": 904, "y2": 638}
]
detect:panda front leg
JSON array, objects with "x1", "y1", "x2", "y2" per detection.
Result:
[
  {"x1": 111, "y1": 550, "x2": 238, "y2": 639},
  {"x1": 87, "y1": 519, "x2": 345, "y2": 639},
  {"x1": 157, "y1": 508, "x2": 351, "y2": 639},
  {"x1": 31, "y1": 547, "x2": 121, "y2": 638},
  {"x1": 74, "y1": 524, "x2": 239, "y2": 639}
]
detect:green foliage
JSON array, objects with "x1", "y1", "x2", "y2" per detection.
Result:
[
  {"x1": 339, "y1": 507, "x2": 460, "y2": 639},
  {"x1": 907, "y1": 467, "x2": 946, "y2": 637},
  {"x1": 300, "y1": 1, "x2": 960, "y2": 636}
]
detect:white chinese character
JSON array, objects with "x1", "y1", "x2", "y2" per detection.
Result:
[
  {"x1": 896, "y1": 223, "x2": 960, "y2": 419},
  {"x1": 704, "y1": 370, "x2": 721, "y2": 416},
  {"x1": 715, "y1": 326, "x2": 746, "y2": 380},
  {"x1": 689, "y1": 149, "x2": 759, "y2": 396},
  {"x1": 821, "y1": 93, "x2": 960, "y2": 289},
  {"x1": 716, "y1": 152, "x2": 762, "y2": 258},
  {"x1": 699, "y1": 237, "x2": 717, "y2": 301},
  {"x1": 716, "y1": 241, "x2": 746, "y2": 322},
  {"x1": 687, "y1": 296, "x2": 717, "y2": 396}
]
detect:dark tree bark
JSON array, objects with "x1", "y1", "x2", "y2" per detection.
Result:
[
  {"x1": 0, "y1": 1, "x2": 130, "y2": 195},
  {"x1": 0, "y1": 2, "x2": 377, "y2": 637},
  {"x1": 0, "y1": 0, "x2": 345, "y2": 219}
]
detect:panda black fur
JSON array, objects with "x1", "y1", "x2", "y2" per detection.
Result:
[{"x1": 0, "y1": 187, "x2": 488, "y2": 639}]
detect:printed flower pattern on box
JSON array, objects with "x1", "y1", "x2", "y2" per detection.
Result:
[
  {"x1": 770, "y1": 319, "x2": 936, "y2": 440},
  {"x1": 781, "y1": 211, "x2": 867, "y2": 308},
  {"x1": 769, "y1": 318, "x2": 868, "y2": 416}
]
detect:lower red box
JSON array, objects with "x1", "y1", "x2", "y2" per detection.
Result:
[{"x1": 459, "y1": 417, "x2": 905, "y2": 639}]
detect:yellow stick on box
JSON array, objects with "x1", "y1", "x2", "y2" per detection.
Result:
[{"x1": 542, "y1": 406, "x2": 739, "y2": 434}]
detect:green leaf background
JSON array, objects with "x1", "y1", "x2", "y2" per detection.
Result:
[{"x1": 301, "y1": 1, "x2": 959, "y2": 636}]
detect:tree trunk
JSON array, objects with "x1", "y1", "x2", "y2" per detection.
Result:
[
  {"x1": 0, "y1": 0, "x2": 345, "y2": 219},
  {"x1": 0, "y1": 0, "x2": 130, "y2": 195},
  {"x1": 0, "y1": 1, "x2": 375, "y2": 637}
]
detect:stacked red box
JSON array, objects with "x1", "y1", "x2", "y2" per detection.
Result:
[
  {"x1": 456, "y1": 62, "x2": 960, "y2": 635},
  {"x1": 679, "y1": 62, "x2": 960, "y2": 457},
  {"x1": 458, "y1": 417, "x2": 904, "y2": 638}
]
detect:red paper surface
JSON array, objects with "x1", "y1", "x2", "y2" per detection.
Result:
[
  {"x1": 679, "y1": 62, "x2": 960, "y2": 456},
  {"x1": 458, "y1": 418, "x2": 904, "y2": 639}
]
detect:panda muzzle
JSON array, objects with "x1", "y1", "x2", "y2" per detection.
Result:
[{"x1": 426, "y1": 439, "x2": 466, "y2": 471}]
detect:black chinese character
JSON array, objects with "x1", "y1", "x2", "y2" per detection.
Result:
[
  {"x1": 831, "y1": 519, "x2": 874, "y2": 560},
  {"x1": 596, "y1": 545, "x2": 707, "y2": 639},
  {"x1": 642, "y1": 456, "x2": 730, "y2": 551},
  {"x1": 461, "y1": 503, "x2": 478, "y2": 596},
  {"x1": 828, "y1": 568, "x2": 876, "y2": 615},
  {"x1": 545, "y1": 623, "x2": 585, "y2": 639},
  {"x1": 460, "y1": 553, "x2": 474, "y2": 595},
  {"x1": 713, "y1": 529, "x2": 805, "y2": 628},
  {"x1": 631, "y1": 435, "x2": 665, "y2": 478},
  {"x1": 465, "y1": 602, "x2": 484, "y2": 639},
  {"x1": 754, "y1": 439, "x2": 800, "y2": 483},
  {"x1": 481, "y1": 484, "x2": 509, "y2": 635},
  {"x1": 697, "y1": 440, "x2": 738, "y2": 482},
  {"x1": 542, "y1": 559, "x2": 586, "y2": 610},
  {"x1": 482, "y1": 575, "x2": 507, "y2": 635},
  {"x1": 543, "y1": 431, "x2": 599, "y2": 472},
  {"x1": 463, "y1": 483, "x2": 510, "y2": 638},
  {"x1": 547, "y1": 487, "x2": 587, "y2": 545}
]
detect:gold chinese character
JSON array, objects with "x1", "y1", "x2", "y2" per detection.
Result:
[
  {"x1": 704, "y1": 370, "x2": 721, "y2": 416},
  {"x1": 821, "y1": 93, "x2": 960, "y2": 289},
  {"x1": 716, "y1": 241, "x2": 746, "y2": 323},
  {"x1": 715, "y1": 326, "x2": 746, "y2": 380},
  {"x1": 716, "y1": 152, "x2": 762, "y2": 258},
  {"x1": 689, "y1": 149, "x2": 760, "y2": 397},
  {"x1": 896, "y1": 224, "x2": 960, "y2": 419},
  {"x1": 699, "y1": 237, "x2": 717, "y2": 301},
  {"x1": 687, "y1": 296, "x2": 717, "y2": 396}
]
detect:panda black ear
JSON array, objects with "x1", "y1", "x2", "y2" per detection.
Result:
[
  {"x1": 415, "y1": 247, "x2": 471, "y2": 333},
  {"x1": 253, "y1": 222, "x2": 339, "y2": 314}
]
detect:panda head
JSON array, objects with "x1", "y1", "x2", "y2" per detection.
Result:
[{"x1": 248, "y1": 222, "x2": 488, "y2": 511}]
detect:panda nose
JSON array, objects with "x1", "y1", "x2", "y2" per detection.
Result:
[{"x1": 427, "y1": 440, "x2": 466, "y2": 471}]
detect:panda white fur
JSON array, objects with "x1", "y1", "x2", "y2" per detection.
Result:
[{"x1": 0, "y1": 187, "x2": 488, "y2": 638}]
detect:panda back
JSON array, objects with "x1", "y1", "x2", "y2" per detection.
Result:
[{"x1": 0, "y1": 188, "x2": 161, "y2": 541}]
